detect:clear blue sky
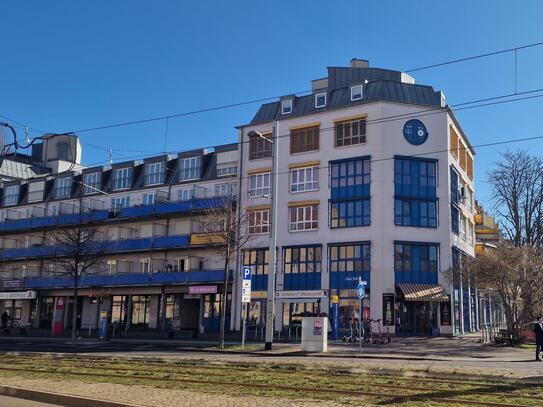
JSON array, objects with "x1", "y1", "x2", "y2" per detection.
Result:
[{"x1": 1, "y1": 0, "x2": 542, "y2": 207}]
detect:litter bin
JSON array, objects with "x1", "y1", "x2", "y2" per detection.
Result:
[{"x1": 301, "y1": 317, "x2": 328, "y2": 352}]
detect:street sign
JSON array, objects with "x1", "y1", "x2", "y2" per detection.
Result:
[
  {"x1": 357, "y1": 278, "x2": 367, "y2": 300},
  {"x1": 241, "y1": 267, "x2": 252, "y2": 303}
]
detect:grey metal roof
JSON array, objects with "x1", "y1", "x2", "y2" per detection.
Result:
[
  {"x1": 0, "y1": 157, "x2": 50, "y2": 181},
  {"x1": 249, "y1": 67, "x2": 443, "y2": 125}
]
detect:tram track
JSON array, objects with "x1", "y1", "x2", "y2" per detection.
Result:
[{"x1": 0, "y1": 356, "x2": 540, "y2": 406}]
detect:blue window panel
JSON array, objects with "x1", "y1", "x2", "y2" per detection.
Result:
[
  {"x1": 394, "y1": 243, "x2": 439, "y2": 284},
  {"x1": 330, "y1": 157, "x2": 371, "y2": 200},
  {"x1": 283, "y1": 246, "x2": 322, "y2": 290},
  {"x1": 251, "y1": 274, "x2": 268, "y2": 291},
  {"x1": 329, "y1": 243, "x2": 371, "y2": 289},
  {"x1": 394, "y1": 158, "x2": 437, "y2": 199},
  {"x1": 330, "y1": 199, "x2": 370, "y2": 228},
  {"x1": 242, "y1": 248, "x2": 269, "y2": 291},
  {"x1": 450, "y1": 166, "x2": 459, "y2": 204},
  {"x1": 394, "y1": 199, "x2": 437, "y2": 228},
  {"x1": 283, "y1": 272, "x2": 321, "y2": 290},
  {"x1": 451, "y1": 205, "x2": 459, "y2": 235}
]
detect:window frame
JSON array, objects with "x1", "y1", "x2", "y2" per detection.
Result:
[
  {"x1": 111, "y1": 196, "x2": 130, "y2": 212},
  {"x1": 329, "y1": 243, "x2": 371, "y2": 274},
  {"x1": 144, "y1": 162, "x2": 165, "y2": 186},
  {"x1": 283, "y1": 245, "x2": 322, "y2": 274},
  {"x1": 248, "y1": 172, "x2": 271, "y2": 198},
  {"x1": 335, "y1": 118, "x2": 367, "y2": 148},
  {"x1": 290, "y1": 165, "x2": 319, "y2": 193},
  {"x1": 315, "y1": 92, "x2": 326, "y2": 108},
  {"x1": 290, "y1": 125, "x2": 320, "y2": 154},
  {"x1": 248, "y1": 133, "x2": 272, "y2": 160},
  {"x1": 242, "y1": 248, "x2": 269, "y2": 276},
  {"x1": 82, "y1": 172, "x2": 102, "y2": 195},
  {"x1": 281, "y1": 99, "x2": 293, "y2": 114},
  {"x1": 178, "y1": 187, "x2": 194, "y2": 201},
  {"x1": 112, "y1": 167, "x2": 132, "y2": 190},
  {"x1": 248, "y1": 208, "x2": 270, "y2": 234},
  {"x1": 289, "y1": 204, "x2": 319, "y2": 232},
  {"x1": 3, "y1": 185, "x2": 20, "y2": 206},
  {"x1": 179, "y1": 156, "x2": 202, "y2": 181},
  {"x1": 143, "y1": 192, "x2": 156, "y2": 206},
  {"x1": 54, "y1": 177, "x2": 72, "y2": 199},
  {"x1": 351, "y1": 84, "x2": 363, "y2": 101}
]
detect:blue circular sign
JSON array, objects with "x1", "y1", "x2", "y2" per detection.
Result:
[
  {"x1": 403, "y1": 119, "x2": 428, "y2": 145},
  {"x1": 357, "y1": 283, "x2": 366, "y2": 299}
]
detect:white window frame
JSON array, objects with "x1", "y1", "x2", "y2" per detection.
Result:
[
  {"x1": 289, "y1": 204, "x2": 319, "y2": 232},
  {"x1": 139, "y1": 258, "x2": 151, "y2": 274},
  {"x1": 144, "y1": 162, "x2": 165, "y2": 185},
  {"x1": 175, "y1": 257, "x2": 190, "y2": 272},
  {"x1": 113, "y1": 167, "x2": 131, "y2": 190},
  {"x1": 315, "y1": 92, "x2": 326, "y2": 108},
  {"x1": 178, "y1": 187, "x2": 194, "y2": 201},
  {"x1": 281, "y1": 99, "x2": 292, "y2": 114},
  {"x1": 290, "y1": 166, "x2": 319, "y2": 193},
  {"x1": 54, "y1": 177, "x2": 72, "y2": 198},
  {"x1": 107, "y1": 260, "x2": 117, "y2": 275},
  {"x1": 179, "y1": 156, "x2": 202, "y2": 181},
  {"x1": 351, "y1": 84, "x2": 363, "y2": 101},
  {"x1": 111, "y1": 196, "x2": 130, "y2": 212},
  {"x1": 217, "y1": 165, "x2": 237, "y2": 177},
  {"x1": 3, "y1": 185, "x2": 20, "y2": 206},
  {"x1": 82, "y1": 172, "x2": 102, "y2": 195},
  {"x1": 215, "y1": 183, "x2": 235, "y2": 197},
  {"x1": 460, "y1": 214, "x2": 467, "y2": 241},
  {"x1": 248, "y1": 172, "x2": 271, "y2": 197},
  {"x1": 248, "y1": 209, "x2": 270, "y2": 234},
  {"x1": 143, "y1": 192, "x2": 156, "y2": 206}
]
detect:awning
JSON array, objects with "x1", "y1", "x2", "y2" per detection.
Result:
[{"x1": 397, "y1": 283, "x2": 449, "y2": 302}]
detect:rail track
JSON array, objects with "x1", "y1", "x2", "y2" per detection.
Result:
[{"x1": 0, "y1": 355, "x2": 540, "y2": 406}]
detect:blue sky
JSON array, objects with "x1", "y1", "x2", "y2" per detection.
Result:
[{"x1": 1, "y1": 0, "x2": 542, "y2": 207}]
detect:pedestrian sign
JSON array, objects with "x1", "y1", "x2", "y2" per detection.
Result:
[
  {"x1": 241, "y1": 267, "x2": 252, "y2": 303},
  {"x1": 357, "y1": 280, "x2": 367, "y2": 299}
]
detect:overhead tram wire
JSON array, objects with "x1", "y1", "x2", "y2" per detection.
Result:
[{"x1": 66, "y1": 40, "x2": 543, "y2": 135}]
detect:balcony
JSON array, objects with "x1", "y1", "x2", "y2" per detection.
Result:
[
  {"x1": 0, "y1": 234, "x2": 190, "y2": 260},
  {"x1": 1, "y1": 269, "x2": 230, "y2": 290},
  {"x1": 118, "y1": 196, "x2": 229, "y2": 219},
  {"x1": 0, "y1": 210, "x2": 110, "y2": 233}
]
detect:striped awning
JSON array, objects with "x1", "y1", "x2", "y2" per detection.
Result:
[{"x1": 397, "y1": 283, "x2": 449, "y2": 302}]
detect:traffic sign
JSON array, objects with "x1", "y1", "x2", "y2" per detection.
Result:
[
  {"x1": 241, "y1": 267, "x2": 252, "y2": 303},
  {"x1": 357, "y1": 280, "x2": 367, "y2": 299}
]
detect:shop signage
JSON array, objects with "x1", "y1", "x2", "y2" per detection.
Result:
[
  {"x1": 52, "y1": 297, "x2": 65, "y2": 336},
  {"x1": 0, "y1": 291, "x2": 36, "y2": 300},
  {"x1": 190, "y1": 233, "x2": 225, "y2": 245},
  {"x1": 241, "y1": 267, "x2": 252, "y2": 303},
  {"x1": 0, "y1": 279, "x2": 22, "y2": 289},
  {"x1": 382, "y1": 294, "x2": 395, "y2": 326},
  {"x1": 275, "y1": 289, "x2": 328, "y2": 299},
  {"x1": 88, "y1": 288, "x2": 112, "y2": 298},
  {"x1": 188, "y1": 285, "x2": 217, "y2": 295},
  {"x1": 440, "y1": 301, "x2": 451, "y2": 326}
]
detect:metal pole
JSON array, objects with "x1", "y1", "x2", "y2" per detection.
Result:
[
  {"x1": 265, "y1": 121, "x2": 279, "y2": 350},
  {"x1": 241, "y1": 302, "x2": 246, "y2": 349}
]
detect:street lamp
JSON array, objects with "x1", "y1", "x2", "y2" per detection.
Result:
[{"x1": 248, "y1": 122, "x2": 278, "y2": 350}]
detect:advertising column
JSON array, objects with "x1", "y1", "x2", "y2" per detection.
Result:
[{"x1": 52, "y1": 297, "x2": 65, "y2": 336}]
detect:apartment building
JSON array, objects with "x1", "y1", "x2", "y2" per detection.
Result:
[
  {"x1": 0, "y1": 134, "x2": 239, "y2": 336},
  {"x1": 238, "y1": 59, "x2": 477, "y2": 337}
]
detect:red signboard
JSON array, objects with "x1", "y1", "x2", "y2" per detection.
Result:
[
  {"x1": 52, "y1": 297, "x2": 65, "y2": 336},
  {"x1": 188, "y1": 285, "x2": 217, "y2": 295}
]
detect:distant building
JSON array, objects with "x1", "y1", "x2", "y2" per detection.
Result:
[{"x1": 474, "y1": 202, "x2": 500, "y2": 253}]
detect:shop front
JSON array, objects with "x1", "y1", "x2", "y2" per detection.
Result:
[
  {"x1": 276, "y1": 289, "x2": 328, "y2": 340},
  {"x1": 396, "y1": 283, "x2": 450, "y2": 336},
  {"x1": 0, "y1": 290, "x2": 37, "y2": 328}
]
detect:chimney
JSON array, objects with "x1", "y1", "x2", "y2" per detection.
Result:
[{"x1": 350, "y1": 58, "x2": 369, "y2": 68}]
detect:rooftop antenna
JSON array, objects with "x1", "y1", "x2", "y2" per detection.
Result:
[
  {"x1": 24, "y1": 126, "x2": 30, "y2": 144},
  {"x1": 108, "y1": 148, "x2": 113, "y2": 164}
]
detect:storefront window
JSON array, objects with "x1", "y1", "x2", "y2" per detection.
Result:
[
  {"x1": 131, "y1": 295, "x2": 150, "y2": 327},
  {"x1": 111, "y1": 295, "x2": 128, "y2": 324}
]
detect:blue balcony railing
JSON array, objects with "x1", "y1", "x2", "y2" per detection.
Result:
[
  {"x1": 0, "y1": 234, "x2": 190, "y2": 260},
  {"x1": 20, "y1": 269, "x2": 229, "y2": 289},
  {"x1": 0, "y1": 210, "x2": 110, "y2": 233},
  {"x1": 118, "y1": 197, "x2": 229, "y2": 219}
]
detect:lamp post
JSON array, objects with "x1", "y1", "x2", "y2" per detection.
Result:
[{"x1": 249, "y1": 122, "x2": 278, "y2": 350}]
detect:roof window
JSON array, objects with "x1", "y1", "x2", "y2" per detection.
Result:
[
  {"x1": 315, "y1": 93, "x2": 326, "y2": 108},
  {"x1": 282, "y1": 99, "x2": 293, "y2": 115},
  {"x1": 351, "y1": 85, "x2": 363, "y2": 101}
]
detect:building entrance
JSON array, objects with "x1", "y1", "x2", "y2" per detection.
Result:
[{"x1": 398, "y1": 301, "x2": 437, "y2": 336}]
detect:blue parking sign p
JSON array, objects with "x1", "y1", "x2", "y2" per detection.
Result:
[{"x1": 243, "y1": 266, "x2": 252, "y2": 281}]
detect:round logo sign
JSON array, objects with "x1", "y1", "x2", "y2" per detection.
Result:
[{"x1": 403, "y1": 119, "x2": 428, "y2": 145}]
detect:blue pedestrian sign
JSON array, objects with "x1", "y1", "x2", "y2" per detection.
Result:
[
  {"x1": 242, "y1": 266, "x2": 252, "y2": 282},
  {"x1": 357, "y1": 281, "x2": 367, "y2": 299}
]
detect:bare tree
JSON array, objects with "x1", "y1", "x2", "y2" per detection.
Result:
[
  {"x1": 197, "y1": 189, "x2": 252, "y2": 349},
  {"x1": 488, "y1": 150, "x2": 543, "y2": 247},
  {"x1": 50, "y1": 202, "x2": 110, "y2": 341}
]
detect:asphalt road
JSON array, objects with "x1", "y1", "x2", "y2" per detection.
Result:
[{"x1": 0, "y1": 396, "x2": 61, "y2": 407}]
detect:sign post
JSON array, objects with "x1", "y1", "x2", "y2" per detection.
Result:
[
  {"x1": 356, "y1": 278, "x2": 367, "y2": 353},
  {"x1": 241, "y1": 266, "x2": 252, "y2": 350}
]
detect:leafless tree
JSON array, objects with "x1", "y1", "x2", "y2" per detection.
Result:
[
  {"x1": 50, "y1": 202, "x2": 110, "y2": 341},
  {"x1": 197, "y1": 189, "x2": 252, "y2": 349},
  {"x1": 488, "y1": 150, "x2": 543, "y2": 247}
]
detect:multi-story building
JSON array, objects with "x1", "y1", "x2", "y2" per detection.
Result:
[
  {"x1": 474, "y1": 203, "x2": 500, "y2": 253},
  {"x1": 0, "y1": 134, "x2": 239, "y2": 336},
  {"x1": 238, "y1": 59, "x2": 477, "y2": 336}
]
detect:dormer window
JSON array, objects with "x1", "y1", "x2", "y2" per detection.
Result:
[
  {"x1": 315, "y1": 93, "x2": 326, "y2": 108},
  {"x1": 3, "y1": 185, "x2": 19, "y2": 206},
  {"x1": 54, "y1": 177, "x2": 72, "y2": 198},
  {"x1": 144, "y1": 162, "x2": 165, "y2": 185},
  {"x1": 179, "y1": 156, "x2": 202, "y2": 181},
  {"x1": 351, "y1": 85, "x2": 363, "y2": 101},
  {"x1": 112, "y1": 167, "x2": 132, "y2": 190},
  {"x1": 82, "y1": 172, "x2": 102, "y2": 195},
  {"x1": 282, "y1": 99, "x2": 293, "y2": 114}
]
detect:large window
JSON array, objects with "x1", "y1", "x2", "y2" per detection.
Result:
[
  {"x1": 217, "y1": 165, "x2": 237, "y2": 177},
  {"x1": 290, "y1": 126, "x2": 319, "y2": 154},
  {"x1": 394, "y1": 158, "x2": 438, "y2": 228},
  {"x1": 248, "y1": 172, "x2": 271, "y2": 197},
  {"x1": 215, "y1": 183, "x2": 235, "y2": 197},
  {"x1": 450, "y1": 166, "x2": 460, "y2": 235},
  {"x1": 283, "y1": 246, "x2": 322, "y2": 274},
  {"x1": 3, "y1": 185, "x2": 19, "y2": 206},
  {"x1": 82, "y1": 172, "x2": 102, "y2": 195},
  {"x1": 394, "y1": 242, "x2": 439, "y2": 284},
  {"x1": 329, "y1": 243, "x2": 370, "y2": 273},
  {"x1": 112, "y1": 167, "x2": 132, "y2": 190},
  {"x1": 242, "y1": 248, "x2": 269, "y2": 276},
  {"x1": 335, "y1": 118, "x2": 367, "y2": 147},
  {"x1": 248, "y1": 209, "x2": 269, "y2": 234},
  {"x1": 111, "y1": 196, "x2": 130, "y2": 212},
  {"x1": 178, "y1": 187, "x2": 194, "y2": 201},
  {"x1": 249, "y1": 133, "x2": 271, "y2": 160},
  {"x1": 54, "y1": 178, "x2": 72, "y2": 198},
  {"x1": 290, "y1": 166, "x2": 319, "y2": 193},
  {"x1": 143, "y1": 193, "x2": 156, "y2": 206},
  {"x1": 289, "y1": 204, "x2": 318, "y2": 231},
  {"x1": 179, "y1": 156, "x2": 202, "y2": 181},
  {"x1": 329, "y1": 157, "x2": 371, "y2": 228},
  {"x1": 144, "y1": 162, "x2": 165, "y2": 185}
]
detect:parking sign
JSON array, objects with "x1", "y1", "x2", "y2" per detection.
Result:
[{"x1": 242, "y1": 267, "x2": 252, "y2": 303}]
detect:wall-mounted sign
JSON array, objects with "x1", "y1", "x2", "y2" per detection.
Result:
[
  {"x1": 383, "y1": 294, "x2": 395, "y2": 326},
  {"x1": 0, "y1": 291, "x2": 36, "y2": 300},
  {"x1": 440, "y1": 301, "x2": 451, "y2": 326},
  {"x1": 403, "y1": 119, "x2": 428, "y2": 145},
  {"x1": 0, "y1": 280, "x2": 22, "y2": 289},
  {"x1": 275, "y1": 289, "x2": 328, "y2": 299},
  {"x1": 188, "y1": 285, "x2": 218, "y2": 295},
  {"x1": 190, "y1": 233, "x2": 225, "y2": 245},
  {"x1": 241, "y1": 267, "x2": 252, "y2": 303}
]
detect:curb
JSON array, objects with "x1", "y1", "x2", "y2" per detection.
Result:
[{"x1": 0, "y1": 385, "x2": 140, "y2": 407}]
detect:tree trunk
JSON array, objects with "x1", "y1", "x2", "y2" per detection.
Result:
[
  {"x1": 219, "y1": 257, "x2": 230, "y2": 350},
  {"x1": 71, "y1": 281, "x2": 79, "y2": 342}
]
